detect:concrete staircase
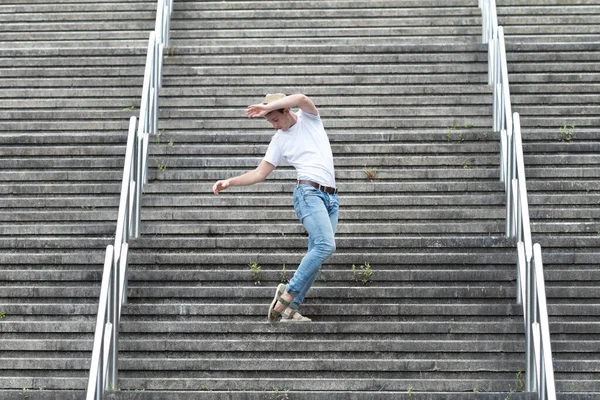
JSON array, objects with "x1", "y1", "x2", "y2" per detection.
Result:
[
  {"x1": 0, "y1": 0, "x2": 595, "y2": 399},
  {"x1": 0, "y1": 0, "x2": 155, "y2": 397},
  {"x1": 116, "y1": 1, "x2": 527, "y2": 398},
  {"x1": 496, "y1": 0, "x2": 600, "y2": 395}
]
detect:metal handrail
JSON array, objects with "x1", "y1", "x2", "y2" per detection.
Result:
[
  {"x1": 479, "y1": 1, "x2": 556, "y2": 399},
  {"x1": 86, "y1": 1, "x2": 173, "y2": 398}
]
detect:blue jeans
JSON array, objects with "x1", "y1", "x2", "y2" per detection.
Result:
[{"x1": 287, "y1": 184, "x2": 339, "y2": 310}]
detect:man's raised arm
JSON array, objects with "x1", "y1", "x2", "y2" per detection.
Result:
[{"x1": 246, "y1": 94, "x2": 318, "y2": 118}]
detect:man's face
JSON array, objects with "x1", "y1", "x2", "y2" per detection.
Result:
[{"x1": 265, "y1": 109, "x2": 294, "y2": 131}]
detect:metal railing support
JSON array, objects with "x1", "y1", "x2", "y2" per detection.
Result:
[
  {"x1": 479, "y1": 2, "x2": 556, "y2": 399},
  {"x1": 86, "y1": 247, "x2": 114, "y2": 398},
  {"x1": 86, "y1": 1, "x2": 173, "y2": 398}
]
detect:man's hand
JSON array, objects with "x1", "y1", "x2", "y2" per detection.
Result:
[
  {"x1": 246, "y1": 104, "x2": 270, "y2": 118},
  {"x1": 212, "y1": 179, "x2": 230, "y2": 195}
]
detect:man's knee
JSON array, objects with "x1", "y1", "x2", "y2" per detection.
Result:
[{"x1": 315, "y1": 238, "x2": 336, "y2": 257}]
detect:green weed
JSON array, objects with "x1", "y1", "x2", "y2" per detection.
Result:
[
  {"x1": 461, "y1": 157, "x2": 474, "y2": 169},
  {"x1": 249, "y1": 262, "x2": 261, "y2": 286},
  {"x1": 122, "y1": 101, "x2": 136, "y2": 111},
  {"x1": 559, "y1": 124, "x2": 575, "y2": 142},
  {"x1": 364, "y1": 167, "x2": 377, "y2": 182},
  {"x1": 155, "y1": 160, "x2": 168, "y2": 171},
  {"x1": 352, "y1": 263, "x2": 373, "y2": 286},
  {"x1": 280, "y1": 264, "x2": 289, "y2": 284},
  {"x1": 271, "y1": 387, "x2": 290, "y2": 400},
  {"x1": 510, "y1": 371, "x2": 525, "y2": 392}
]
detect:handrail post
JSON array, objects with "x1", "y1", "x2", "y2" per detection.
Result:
[
  {"x1": 86, "y1": 1, "x2": 174, "y2": 398},
  {"x1": 533, "y1": 244, "x2": 557, "y2": 399},
  {"x1": 526, "y1": 254, "x2": 534, "y2": 392},
  {"x1": 480, "y1": 4, "x2": 556, "y2": 399},
  {"x1": 86, "y1": 247, "x2": 114, "y2": 400}
]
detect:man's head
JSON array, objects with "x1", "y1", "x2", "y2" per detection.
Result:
[{"x1": 262, "y1": 93, "x2": 297, "y2": 131}]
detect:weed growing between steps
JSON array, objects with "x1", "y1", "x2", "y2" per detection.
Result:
[
  {"x1": 280, "y1": 264, "x2": 289, "y2": 284},
  {"x1": 122, "y1": 100, "x2": 137, "y2": 111},
  {"x1": 364, "y1": 167, "x2": 377, "y2": 182},
  {"x1": 249, "y1": 262, "x2": 262, "y2": 285},
  {"x1": 559, "y1": 123, "x2": 576, "y2": 142},
  {"x1": 504, "y1": 371, "x2": 525, "y2": 399},
  {"x1": 352, "y1": 263, "x2": 373, "y2": 286},
  {"x1": 155, "y1": 159, "x2": 167, "y2": 171},
  {"x1": 152, "y1": 130, "x2": 176, "y2": 173},
  {"x1": 446, "y1": 122, "x2": 480, "y2": 142},
  {"x1": 20, "y1": 387, "x2": 28, "y2": 400},
  {"x1": 461, "y1": 157, "x2": 475, "y2": 169},
  {"x1": 271, "y1": 387, "x2": 290, "y2": 400},
  {"x1": 0, "y1": 311, "x2": 5, "y2": 318}
]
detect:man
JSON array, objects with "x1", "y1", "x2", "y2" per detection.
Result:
[{"x1": 212, "y1": 93, "x2": 339, "y2": 322}]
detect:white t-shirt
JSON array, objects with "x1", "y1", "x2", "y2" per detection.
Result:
[{"x1": 263, "y1": 110, "x2": 336, "y2": 188}]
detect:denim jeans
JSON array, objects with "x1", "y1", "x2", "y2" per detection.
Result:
[{"x1": 287, "y1": 184, "x2": 339, "y2": 310}]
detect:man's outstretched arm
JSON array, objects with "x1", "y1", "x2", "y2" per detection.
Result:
[
  {"x1": 246, "y1": 94, "x2": 318, "y2": 118},
  {"x1": 212, "y1": 160, "x2": 276, "y2": 195}
]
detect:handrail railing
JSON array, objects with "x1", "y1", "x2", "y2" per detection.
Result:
[
  {"x1": 479, "y1": 1, "x2": 556, "y2": 399},
  {"x1": 86, "y1": 1, "x2": 173, "y2": 398}
]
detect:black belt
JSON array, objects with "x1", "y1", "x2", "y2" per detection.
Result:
[{"x1": 297, "y1": 180, "x2": 338, "y2": 195}]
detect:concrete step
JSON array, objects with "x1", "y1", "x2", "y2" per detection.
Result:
[
  {"x1": 167, "y1": 6, "x2": 481, "y2": 20},
  {"x1": 0, "y1": 390, "x2": 534, "y2": 400},
  {"x1": 5, "y1": 301, "x2": 599, "y2": 319},
  {"x1": 4, "y1": 127, "x2": 598, "y2": 145},
  {"x1": 1, "y1": 27, "x2": 483, "y2": 43},
  {"x1": 0, "y1": 302, "x2": 522, "y2": 318},
  {"x1": 1, "y1": 192, "x2": 596, "y2": 209},
  {"x1": 0, "y1": 94, "x2": 493, "y2": 110},
  {"x1": 4, "y1": 265, "x2": 599, "y2": 283},
  {"x1": 122, "y1": 285, "x2": 598, "y2": 301},
  {"x1": 6, "y1": 165, "x2": 598, "y2": 182},
  {"x1": 0, "y1": 249, "x2": 596, "y2": 267},
  {"x1": 0, "y1": 236, "x2": 524, "y2": 251},
  {"x1": 3, "y1": 221, "x2": 596, "y2": 236},
  {"x1": 0, "y1": 167, "x2": 504, "y2": 182}
]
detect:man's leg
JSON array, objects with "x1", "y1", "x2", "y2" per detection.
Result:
[
  {"x1": 271, "y1": 186, "x2": 339, "y2": 320},
  {"x1": 289, "y1": 199, "x2": 339, "y2": 309}
]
